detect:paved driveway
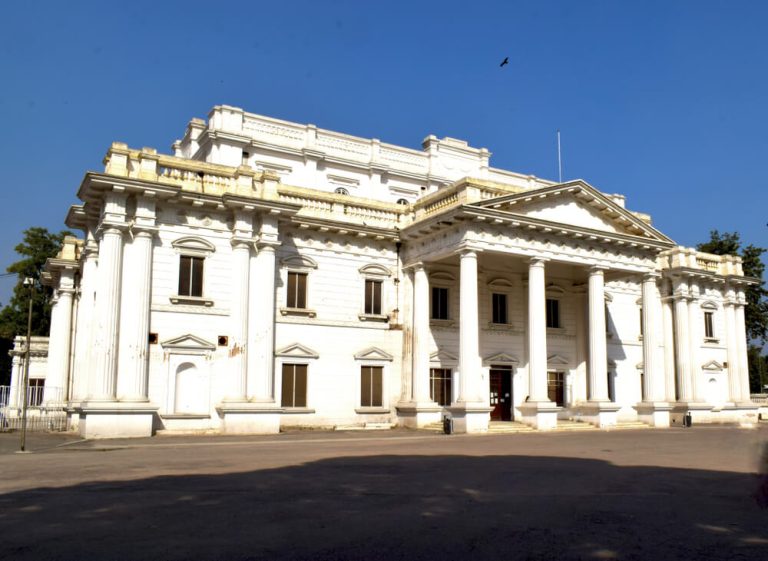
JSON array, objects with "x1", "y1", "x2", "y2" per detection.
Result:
[{"x1": 1, "y1": 427, "x2": 767, "y2": 560}]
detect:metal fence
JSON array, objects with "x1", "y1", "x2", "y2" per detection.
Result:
[{"x1": 0, "y1": 385, "x2": 67, "y2": 432}]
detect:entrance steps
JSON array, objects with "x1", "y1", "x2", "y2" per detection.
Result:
[
  {"x1": 553, "y1": 420, "x2": 597, "y2": 431},
  {"x1": 487, "y1": 421, "x2": 535, "y2": 434},
  {"x1": 607, "y1": 420, "x2": 651, "y2": 430}
]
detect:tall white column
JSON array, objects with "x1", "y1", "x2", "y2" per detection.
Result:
[
  {"x1": 458, "y1": 249, "x2": 480, "y2": 403},
  {"x1": 412, "y1": 263, "x2": 432, "y2": 402},
  {"x1": 117, "y1": 230, "x2": 155, "y2": 400},
  {"x1": 230, "y1": 240, "x2": 251, "y2": 400},
  {"x1": 673, "y1": 279, "x2": 693, "y2": 401},
  {"x1": 89, "y1": 226, "x2": 124, "y2": 400},
  {"x1": 44, "y1": 285, "x2": 74, "y2": 404},
  {"x1": 735, "y1": 293, "x2": 751, "y2": 401},
  {"x1": 71, "y1": 237, "x2": 98, "y2": 401},
  {"x1": 527, "y1": 258, "x2": 549, "y2": 402},
  {"x1": 687, "y1": 282, "x2": 703, "y2": 401},
  {"x1": 248, "y1": 243, "x2": 278, "y2": 401},
  {"x1": 587, "y1": 267, "x2": 609, "y2": 402},
  {"x1": 662, "y1": 298, "x2": 677, "y2": 402},
  {"x1": 641, "y1": 273, "x2": 664, "y2": 401},
  {"x1": 724, "y1": 286, "x2": 741, "y2": 402}
]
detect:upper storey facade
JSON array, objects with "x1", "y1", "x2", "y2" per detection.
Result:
[{"x1": 172, "y1": 104, "x2": 559, "y2": 203}]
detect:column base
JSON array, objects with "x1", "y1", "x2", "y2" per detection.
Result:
[
  {"x1": 446, "y1": 403, "x2": 493, "y2": 434},
  {"x1": 635, "y1": 401, "x2": 672, "y2": 427},
  {"x1": 216, "y1": 401, "x2": 283, "y2": 434},
  {"x1": 76, "y1": 400, "x2": 158, "y2": 439},
  {"x1": 577, "y1": 401, "x2": 621, "y2": 428},
  {"x1": 396, "y1": 401, "x2": 442, "y2": 429},
  {"x1": 519, "y1": 401, "x2": 560, "y2": 430}
]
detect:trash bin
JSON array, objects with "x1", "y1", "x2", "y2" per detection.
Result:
[
  {"x1": 443, "y1": 415, "x2": 453, "y2": 435},
  {"x1": 683, "y1": 411, "x2": 692, "y2": 428}
]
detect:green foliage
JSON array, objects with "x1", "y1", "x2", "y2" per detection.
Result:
[
  {"x1": 0, "y1": 227, "x2": 72, "y2": 384},
  {"x1": 696, "y1": 230, "x2": 768, "y2": 343},
  {"x1": 748, "y1": 345, "x2": 768, "y2": 394}
]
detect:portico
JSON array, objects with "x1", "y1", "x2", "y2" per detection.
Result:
[{"x1": 397, "y1": 181, "x2": 676, "y2": 433}]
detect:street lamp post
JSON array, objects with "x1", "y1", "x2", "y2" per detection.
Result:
[{"x1": 19, "y1": 277, "x2": 34, "y2": 453}]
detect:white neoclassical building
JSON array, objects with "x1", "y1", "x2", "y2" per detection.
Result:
[{"x1": 11, "y1": 105, "x2": 758, "y2": 438}]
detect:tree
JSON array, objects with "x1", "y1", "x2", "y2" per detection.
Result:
[
  {"x1": 0, "y1": 227, "x2": 71, "y2": 385},
  {"x1": 697, "y1": 230, "x2": 768, "y2": 392}
]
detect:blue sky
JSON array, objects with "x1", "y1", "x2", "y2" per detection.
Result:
[{"x1": 1, "y1": 0, "x2": 766, "y2": 304}]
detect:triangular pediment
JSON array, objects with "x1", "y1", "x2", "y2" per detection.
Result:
[
  {"x1": 430, "y1": 349, "x2": 458, "y2": 364},
  {"x1": 354, "y1": 346, "x2": 394, "y2": 361},
  {"x1": 547, "y1": 354, "x2": 571, "y2": 366},
  {"x1": 161, "y1": 334, "x2": 216, "y2": 352},
  {"x1": 702, "y1": 359, "x2": 724, "y2": 371},
  {"x1": 275, "y1": 343, "x2": 320, "y2": 359},
  {"x1": 472, "y1": 180, "x2": 673, "y2": 243},
  {"x1": 483, "y1": 352, "x2": 519, "y2": 366}
]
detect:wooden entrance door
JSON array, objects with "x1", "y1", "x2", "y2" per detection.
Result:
[{"x1": 489, "y1": 367, "x2": 512, "y2": 421}]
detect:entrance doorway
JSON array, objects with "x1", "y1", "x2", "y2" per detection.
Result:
[{"x1": 489, "y1": 366, "x2": 513, "y2": 421}]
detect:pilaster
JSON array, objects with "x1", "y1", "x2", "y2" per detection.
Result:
[
  {"x1": 44, "y1": 283, "x2": 75, "y2": 404},
  {"x1": 637, "y1": 272, "x2": 670, "y2": 427}
]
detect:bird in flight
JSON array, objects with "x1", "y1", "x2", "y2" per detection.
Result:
[{"x1": 500, "y1": 57, "x2": 509, "y2": 67}]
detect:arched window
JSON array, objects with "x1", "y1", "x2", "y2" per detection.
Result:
[
  {"x1": 334, "y1": 187, "x2": 349, "y2": 196},
  {"x1": 396, "y1": 198, "x2": 409, "y2": 205}
]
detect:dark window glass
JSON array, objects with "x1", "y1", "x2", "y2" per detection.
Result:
[
  {"x1": 640, "y1": 307, "x2": 644, "y2": 336},
  {"x1": 547, "y1": 371, "x2": 564, "y2": 406},
  {"x1": 546, "y1": 298, "x2": 560, "y2": 328},
  {"x1": 178, "y1": 256, "x2": 204, "y2": 297},
  {"x1": 704, "y1": 311, "x2": 714, "y2": 338},
  {"x1": 364, "y1": 280, "x2": 382, "y2": 315},
  {"x1": 492, "y1": 293, "x2": 508, "y2": 324},
  {"x1": 430, "y1": 368, "x2": 452, "y2": 406},
  {"x1": 29, "y1": 378, "x2": 44, "y2": 407},
  {"x1": 287, "y1": 272, "x2": 307, "y2": 309},
  {"x1": 431, "y1": 287, "x2": 449, "y2": 320},
  {"x1": 361, "y1": 366, "x2": 383, "y2": 407},
  {"x1": 281, "y1": 364, "x2": 307, "y2": 408}
]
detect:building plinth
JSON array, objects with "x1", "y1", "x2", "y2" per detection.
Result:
[
  {"x1": 577, "y1": 402, "x2": 621, "y2": 428},
  {"x1": 635, "y1": 401, "x2": 672, "y2": 427},
  {"x1": 519, "y1": 401, "x2": 560, "y2": 430},
  {"x1": 670, "y1": 402, "x2": 713, "y2": 426},
  {"x1": 77, "y1": 401, "x2": 157, "y2": 439},
  {"x1": 446, "y1": 403, "x2": 492, "y2": 434},
  {"x1": 396, "y1": 402, "x2": 442, "y2": 429},
  {"x1": 216, "y1": 402, "x2": 282, "y2": 434}
]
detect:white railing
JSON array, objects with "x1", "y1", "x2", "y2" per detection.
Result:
[{"x1": 0, "y1": 385, "x2": 67, "y2": 432}]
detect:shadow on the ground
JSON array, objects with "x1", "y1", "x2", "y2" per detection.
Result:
[{"x1": 0, "y1": 454, "x2": 766, "y2": 561}]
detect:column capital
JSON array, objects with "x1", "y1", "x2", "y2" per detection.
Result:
[
  {"x1": 256, "y1": 241, "x2": 278, "y2": 253},
  {"x1": 643, "y1": 271, "x2": 662, "y2": 281},
  {"x1": 527, "y1": 257, "x2": 548, "y2": 268},
  {"x1": 459, "y1": 248, "x2": 479, "y2": 259},
  {"x1": 230, "y1": 236, "x2": 255, "y2": 250},
  {"x1": 589, "y1": 265, "x2": 608, "y2": 275},
  {"x1": 407, "y1": 262, "x2": 427, "y2": 273},
  {"x1": 132, "y1": 226, "x2": 158, "y2": 239}
]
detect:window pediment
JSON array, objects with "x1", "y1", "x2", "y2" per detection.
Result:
[
  {"x1": 161, "y1": 334, "x2": 216, "y2": 353},
  {"x1": 430, "y1": 349, "x2": 458, "y2": 364},
  {"x1": 281, "y1": 255, "x2": 318, "y2": 270},
  {"x1": 172, "y1": 237, "x2": 215, "y2": 256},
  {"x1": 547, "y1": 354, "x2": 570, "y2": 366},
  {"x1": 359, "y1": 264, "x2": 391, "y2": 278},
  {"x1": 354, "y1": 346, "x2": 394, "y2": 361},
  {"x1": 483, "y1": 352, "x2": 519, "y2": 366},
  {"x1": 702, "y1": 359, "x2": 724, "y2": 371},
  {"x1": 429, "y1": 271, "x2": 455, "y2": 284},
  {"x1": 275, "y1": 343, "x2": 319, "y2": 359},
  {"x1": 488, "y1": 278, "x2": 515, "y2": 291},
  {"x1": 701, "y1": 300, "x2": 719, "y2": 310}
]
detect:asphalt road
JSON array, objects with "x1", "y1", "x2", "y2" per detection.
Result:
[{"x1": 1, "y1": 426, "x2": 767, "y2": 561}]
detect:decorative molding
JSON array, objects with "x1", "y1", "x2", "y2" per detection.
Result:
[
  {"x1": 281, "y1": 254, "x2": 318, "y2": 269},
  {"x1": 702, "y1": 359, "x2": 724, "y2": 371},
  {"x1": 160, "y1": 334, "x2": 217, "y2": 353},
  {"x1": 171, "y1": 236, "x2": 216, "y2": 256},
  {"x1": 275, "y1": 342, "x2": 319, "y2": 359},
  {"x1": 430, "y1": 349, "x2": 458, "y2": 364},
  {"x1": 483, "y1": 352, "x2": 519, "y2": 366},
  {"x1": 359, "y1": 263, "x2": 392, "y2": 277},
  {"x1": 354, "y1": 346, "x2": 394, "y2": 361},
  {"x1": 546, "y1": 354, "x2": 571, "y2": 366}
]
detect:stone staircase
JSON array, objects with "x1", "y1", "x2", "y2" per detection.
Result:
[
  {"x1": 606, "y1": 420, "x2": 651, "y2": 430},
  {"x1": 418, "y1": 418, "x2": 650, "y2": 434},
  {"x1": 552, "y1": 420, "x2": 597, "y2": 432},
  {"x1": 487, "y1": 421, "x2": 536, "y2": 434}
]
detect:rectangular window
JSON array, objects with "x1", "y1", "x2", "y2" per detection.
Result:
[
  {"x1": 639, "y1": 307, "x2": 644, "y2": 337},
  {"x1": 178, "y1": 256, "x2": 204, "y2": 297},
  {"x1": 547, "y1": 371, "x2": 565, "y2": 406},
  {"x1": 281, "y1": 363, "x2": 307, "y2": 408},
  {"x1": 704, "y1": 311, "x2": 715, "y2": 339},
  {"x1": 545, "y1": 299, "x2": 560, "y2": 328},
  {"x1": 364, "y1": 280, "x2": 382, "y2": 315},
  {"x1": 360, "y1": 366, "x2": 383, "y2": 407},
  {"x1": 28, "y1": 378, "x2": 44, "y2": 407},
  {"x1": 431, "y1": 287, "x2": 449, "y2": 320},
  {"x1": 430, "y1": 368, "x2": 452, "y2": 406},
  {"x1": 492, "y1": 293, "x2": 508, "y2": 324},
  {"x1": 287, "y1": 272, "x2": 308, "y2": 309}
]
